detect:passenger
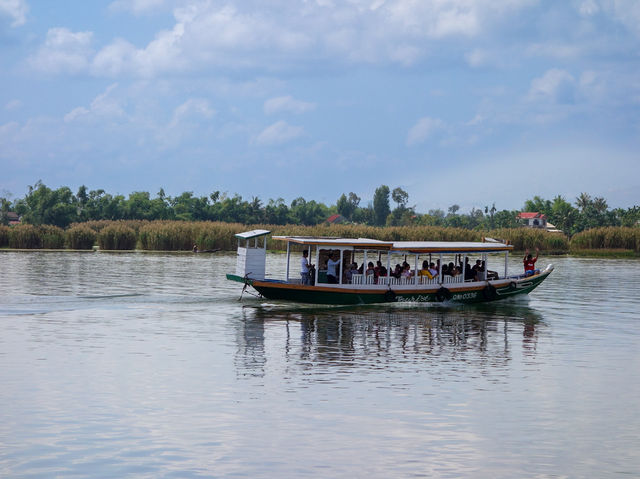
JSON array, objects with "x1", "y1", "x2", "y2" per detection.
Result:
[
  {"x1": 300, "y1": 250, "x2": 314, "y2": 285},
  {"x1": 376, "y1": 260, "x2": 387, "y2": 278},
  {"x1": 402, "y1": 264, "x2": 412, "y2": 279},
  {"x1": 366, "y1": 261, "x2": 375, "y2": 275},
  {"x1": 327, "y1": 251, "x2": 341, "y2": 284},
  {"x1": 428, "y1": 262, "x2": 438, "y2": 277},
  {"x1": 419, "y1": 260, "x2": 430, "y2": 276},
  {"x1": 345, "y1": 262, "x2": 359, "y2": 283},
  {"x1": 392, "y1": 264, "x2": 402, "y2": 278},
  {"x1": 523, "y1": 248, "x2": 539, "y2": 276},
  {"x1": 464, "y1": 258, "x2": 475, "y2": 281},
  {"x1": 441, "y1": 264, "x2": 449, "y2": 276},
  {"x1": 446, "y1": 262, "x2": 456, "y2": 276}
]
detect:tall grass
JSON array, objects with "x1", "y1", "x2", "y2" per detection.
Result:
[
  {"x1": 570, "y1": 227, "x2": 640, "y2": 252},
  {"x1": 39, "y1": 225, "x2": 65, "y2": 249},
  {"x1": 4, "y1": 220, "x2": 638, "y2": 254},
  {"x1": 97, "y1": 223, "x2": 137, "y2": 250},
  {"x1": 7, "y1": 224, "x2": 64, "y2": 249},
  {"x1": 0, "y1": 225, "x2": 9, "y2": 247},
  {"x1": 66, "y1": 224, "x2": 97, "y2": 249}
]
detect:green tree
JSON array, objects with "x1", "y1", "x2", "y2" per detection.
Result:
[
  {"x1": 549, "y1": 195, "x2": 577, "y2": 234},
  {"x1": 265, "y1": 198, "x2": 289, "y2": 225},
  {"x1": 575, "y1": 192, "x2": 592, "y2": 212},
  {"x1": 21, "y1": 181, "x2": 78, "y2": 227},
  {"x1": 523, "y1": 196, "x2": 552, "y2": 216},
  {"x1": 372, "y1": 185, "x2": 390, "y2": 226}
]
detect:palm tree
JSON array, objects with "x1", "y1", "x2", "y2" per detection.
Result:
[
  {"x1": 575, "y1": 192, "x2": 592, "y2": 212},
  {"x1": 593, "y1": 197, "x2": 608, "y2": 214}
]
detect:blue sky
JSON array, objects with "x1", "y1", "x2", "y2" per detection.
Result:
[{"x1": 1, "y1": 0, "x2": 639, "y2": 213}]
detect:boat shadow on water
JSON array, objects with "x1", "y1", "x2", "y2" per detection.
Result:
[{"x1": 234, "y1": 300, "x2": 546, "y2": 377}]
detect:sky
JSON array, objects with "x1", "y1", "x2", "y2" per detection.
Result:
[{"x1": 1, "y1": 0, "x2": 639, "y2": 213}]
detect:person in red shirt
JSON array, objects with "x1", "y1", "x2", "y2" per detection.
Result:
[{"x1": 523, "y1": 248, "x2": 539, "y2": 276}]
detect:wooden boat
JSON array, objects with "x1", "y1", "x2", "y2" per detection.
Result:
[{"x1": 226, "y1": 230, "x2": 553, "y2": 305}]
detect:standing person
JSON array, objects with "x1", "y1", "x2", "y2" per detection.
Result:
[
  {"x1": 300, "y1": 250, "x2": 313, "y2": 285},
  {"x1": 326, "y1": 251, "x2": 341, "y2": 284},
  {"x1": 523, "y1": 248, "x2": 539, "y2": 276}
]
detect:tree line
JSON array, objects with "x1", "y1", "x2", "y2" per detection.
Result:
[{"x1": 1, "y1": 181, "x2": 638, "y2": 235}]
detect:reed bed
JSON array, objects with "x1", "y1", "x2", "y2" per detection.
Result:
[
  {"x1": 97, "y1": 224, "x2": 137, "y2": 250},
  {"x1": 6, "y1": 224, "x2": 65, "y2": 249},
  {"x1": 570, "y1": 227, "x2": 640, "y2": 252},
  {"x1": 0, "y1": 225, "x2": 9, "y2": 247},
  {"x1": 3, "y1": 220, "x2": 637, "y2": 254},
  {"x1": 65, "y1": 224, "x2": 97, "y2": 250}
]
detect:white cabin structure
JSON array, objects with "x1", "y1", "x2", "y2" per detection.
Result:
[{"x1": 235, "y1": 229, "x2": 270, "y2": 280}]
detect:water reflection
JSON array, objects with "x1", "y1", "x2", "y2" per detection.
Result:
[{"x1": 236, "y1": 303, "x2": 545, "y2": 378}]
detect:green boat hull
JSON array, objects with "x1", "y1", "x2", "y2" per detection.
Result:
[{"x1": 227, "y1": 268, "x2": 552, "y2": 305}]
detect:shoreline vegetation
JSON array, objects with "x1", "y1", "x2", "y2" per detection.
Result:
[{"x1": 1, "y1": 221, "x2": 639, "y2": 257}]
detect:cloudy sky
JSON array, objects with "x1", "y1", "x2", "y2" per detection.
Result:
[{"x1": 1, "y1": 0, "x2": 639, "y2": 212}]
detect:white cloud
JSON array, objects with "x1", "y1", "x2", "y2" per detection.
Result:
[
  {"x1": 64, "y1": 84, "x2": 125, "y2": 122},
  {"x1": 109, "y1": 0, "x2": 167, "y2": 15},
  {"x1": 0, "y1": 0, "x2": 28, "y2": 27},
  {"x1": 254, "y1": 120, "x2": 304, "y2": 145},
  {"x1": 264, "y1": 96, "x2": 316, "y2": 115},
  {"x1": 528, "y1": 69, "x2": 576, "y2": 104},
  {"x1": 29, "y1": 28, "x2": 93, "y2": 74},
  {"x1": 66, "y1": 0, "x2": 542, "y2": 78},
  {"x1": 406, "y1": 117, "x2": 444, "y2": 146},
  {"x1": 170, "y1": 98, "x2": 215, "y2": 127}
]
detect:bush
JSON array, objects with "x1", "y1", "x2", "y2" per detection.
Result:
[
  {"x1": 39, "y1": 225, "x2": 65, "y2": 249},
  {"x1": 8, "y1": 224, "x2": 41, "y2": 248},
  {"x1": 571, "y1": 227, "x2": 640, "y2": 252},
  {"x1": 98, "y1": 223, "x2": 137, "y2": 250},
  {"x1": 66, "y1": 224, "x2": 97, "y2": 249},
  {"x1": 0, "y1": 225, "x2": 9, "y2": 247}
]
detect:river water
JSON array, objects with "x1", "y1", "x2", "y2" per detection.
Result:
[{"x1": 0, "y1": 251, "x2": 639, "y2": 478}]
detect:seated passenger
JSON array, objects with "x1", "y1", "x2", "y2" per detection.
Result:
[
  {"x1": 365, "y1": 261, "x2": 375, "y2": 277},
  {"x1": 441, "y1": 264, "x2": 449, "y2": 276},
  {"x1": 345, "y1": 262, "x2": 359, "y2": 283},
  {"x1": 401, "y1": 264, "x2": 412, "y2": 278},
  {"x1": 392, "y1": 264, "x2": 402, "y2": 278},
  {"x1": 428, "y1": 262, "x2": 438, "y2": 277},
  {"x1": 419, "y1": 260, "x2": 432, "y2": 278},
  {"x1": 376, "y1": 260, "x2": 387, "y2": 277}
]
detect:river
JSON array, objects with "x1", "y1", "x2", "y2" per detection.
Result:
[{"x1": 1, "y1": 252, "x2": 639, "y2": 478}]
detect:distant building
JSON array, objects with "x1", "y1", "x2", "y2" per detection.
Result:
[
  {"x1": 326, "y1": 214, "x2": 346, "y2": 225},
  {"x1": 517, "y1": 212, "x2": 547, "y2": 228},
  {"x1": 6, "y1": 212, "x2": 21, "y2": 225},
  {"x1": 517, "y1": 212, "x2": 562, "y2": 233}
]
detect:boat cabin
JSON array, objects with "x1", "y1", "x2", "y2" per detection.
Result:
[{"x1": 272, "y1": 235, "x2": 514, "y2": 287}]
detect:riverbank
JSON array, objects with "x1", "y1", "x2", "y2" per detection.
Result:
[{"x1": 2, "y1": 221, "x2": 639, "y2": 255}]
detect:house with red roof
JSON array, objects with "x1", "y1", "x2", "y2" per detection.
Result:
[
  {"x1": 326, "y1": 214, "x2": 346, "y2": 224},
  {"x1": 517, "y1": 212, "x2": 547, "y2": 228}
]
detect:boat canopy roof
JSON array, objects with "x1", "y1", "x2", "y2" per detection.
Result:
[
  {"x1": 235, "y1": 229, "x2": 271, "y2": 240},
  {"x1": 272, "y1": 236, "x2": 512, "y2": 253},
  {"x1": 272, "y1": 236, "x2": 394, "y2": 250},
  {"x1": 391, "y1": 241, "x2": 513, "y2": 253}
]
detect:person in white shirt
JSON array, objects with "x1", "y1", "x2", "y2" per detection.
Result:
[
  {"x1": 326, "y1": 252, "x2": 341, "y2": 284},
  {"x1": 300, "y1": 250, "x2": 313, "y2": 285}
]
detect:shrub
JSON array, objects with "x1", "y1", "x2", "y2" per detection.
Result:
[
  {"x1": 8, "y1": 224, "x2": 41, "y2": 248},
  {"x1": 66, "y1": 224, "x2": 97, "y2": 249},
  {"x1": 39, "y1": 225, "x2": 65, "y2": 249},
  {"x1": 98, "y1": 223, "x2": 137, "y2": 250},
  {"x1": 0, "y1": 225, "x2": 9, "y2": 247}
]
